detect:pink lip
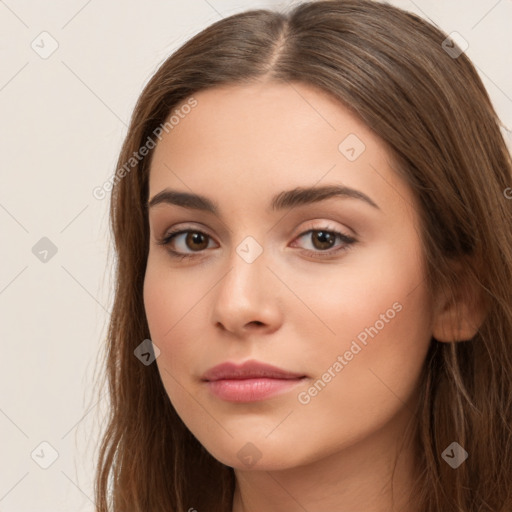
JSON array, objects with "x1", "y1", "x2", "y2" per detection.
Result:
[{"x1": 202, "y1": 360, "x2": 307, "y2": 402}]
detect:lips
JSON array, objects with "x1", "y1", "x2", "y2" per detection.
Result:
[
  {"x1": 201, "y1": 360, "x2": 306, "y2": 381},
  {"x1": 201, "y1": 360, "x2": 307, "y2": 402}
]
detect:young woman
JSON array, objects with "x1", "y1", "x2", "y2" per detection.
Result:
[{"x1": 94, "y1": 1, "x2": 512, "y2": 510}]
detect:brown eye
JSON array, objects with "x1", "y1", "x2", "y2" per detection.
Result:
[
  {"x1": 292, "y1": 227, "x2": 357, "y2": 259},
  {"x1": 157, "y1": 229, "x2": 215, "y2": 259},
  {"x1": 310, "y1": 230, "x2": 337, "y2": 250},
  {"x1": 183, "y1": 232, "x2": 209, "y2": 251},
  {"x1": 157, "y1": 225, "x2": 357, "y2": 262}
]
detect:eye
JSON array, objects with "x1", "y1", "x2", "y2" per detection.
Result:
[
  {"x1": 156, "y1": 228, "x2": 216, "y2": 260},
  {"x1": 291, "y1": 226, "x2": 356, "y2": 259},
  {"x1": 155, "y1": 224, "x2": 357, "y2": 261}
]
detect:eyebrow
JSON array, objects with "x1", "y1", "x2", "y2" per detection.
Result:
[{"x1": 146, "y1": 184, "x2": 380, "y2": 214}]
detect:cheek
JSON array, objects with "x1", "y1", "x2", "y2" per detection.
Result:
[
  {"x1": 143, "y1": 266, "x2": 203, "y2": 423},
  {"x1": 293, "y1": 282, "x2": 431, "y2": 458},
  {"x1": 292, "y1": 240, "x2": 432, "y2": 437},
  {"x1": 143, "y1": 250, "x2": 209, "y2": 336},
  {"x1": 143, "y1": 261, "x2": 197, "y2": 370},
  {"x1": 295, "y1": 235, "x2": 429, "y2": 355}
]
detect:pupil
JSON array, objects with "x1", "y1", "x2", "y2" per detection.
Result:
[
  {"x1": 314, "y1": 231, "x2": 334, "y2": 250},
  {"x1": 188, "y1": 232, "x2": 208, "y2": 250}
]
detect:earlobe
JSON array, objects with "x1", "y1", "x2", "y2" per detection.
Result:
[{"x1": 431, "y1": 263, "x2": 488, "y2": 343}]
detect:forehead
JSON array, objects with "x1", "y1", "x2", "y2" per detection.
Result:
[{"x1": 147, "y1": 81, "x2": 414, "y2": 219}]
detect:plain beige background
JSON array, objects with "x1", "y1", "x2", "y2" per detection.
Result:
[{"x1": 0, "y1": 1, "x2": 511, "y2": 510}]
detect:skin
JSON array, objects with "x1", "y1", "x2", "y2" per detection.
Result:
[{"x1": 143, "y1": 81, "x2": 470, "y2": 511}]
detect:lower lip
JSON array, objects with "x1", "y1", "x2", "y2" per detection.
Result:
[{"x1": 205, "y1": 377, "x2": 306, "y2": 402}]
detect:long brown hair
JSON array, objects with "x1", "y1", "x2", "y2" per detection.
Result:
[{"x1": 94, "y1": 1, "x2": 512, "y2": 510}]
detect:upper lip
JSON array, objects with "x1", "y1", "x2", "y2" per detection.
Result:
[{"x1": 202, "y1": 360, "x2": 306, "y2": 381}]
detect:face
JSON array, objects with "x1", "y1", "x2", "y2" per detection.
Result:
[{"x1": 143, "y1": 81, "x2": 434, "y2": 471}]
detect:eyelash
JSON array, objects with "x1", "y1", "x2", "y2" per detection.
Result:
[{"x1": 156, "y1": 224, "x2": 357, "y2": 261}]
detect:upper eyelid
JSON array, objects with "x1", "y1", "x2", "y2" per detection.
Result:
[{"x1": 161, "y1": 221, "x2": 350, "y2": 237}]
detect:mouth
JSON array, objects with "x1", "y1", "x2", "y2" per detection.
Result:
[
  {"x1": 204, "y1": 376, "x2": 307, "y2": 402},
  {"x1": 201, "y1": 360, "x2": 308, "y2": 402}
]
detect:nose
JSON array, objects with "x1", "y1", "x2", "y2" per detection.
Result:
[{"x1": 211, "y1": 243, "x2": 283, "y2": 337}]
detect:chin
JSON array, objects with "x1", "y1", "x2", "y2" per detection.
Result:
[{"x1": 199, "y1": 436, "x2": 308, "y2": 471}]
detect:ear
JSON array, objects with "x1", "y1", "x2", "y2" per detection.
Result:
[{"x1": 431, "y1": 260, "x2": 488, "y2": 343}]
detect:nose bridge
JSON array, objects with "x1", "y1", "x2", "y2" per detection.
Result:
[
  {"x1": 211, "y1": 231, "x2": 281, "y2": 331},
  {"x1": 221, "y1": 233, "x2": 269, "y2": 298}
]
